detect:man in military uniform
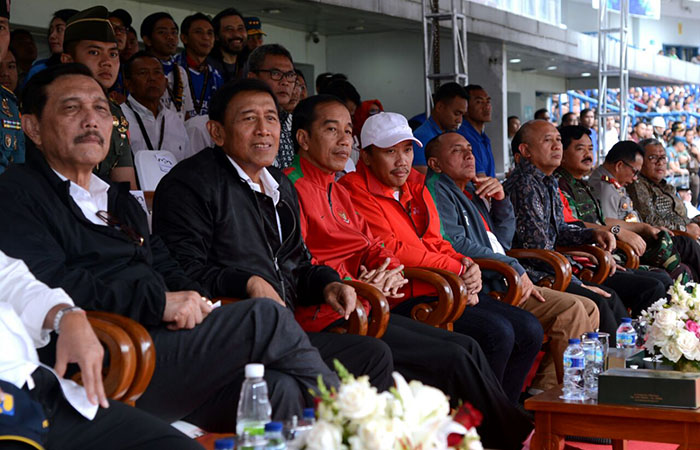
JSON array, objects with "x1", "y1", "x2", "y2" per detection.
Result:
[
  {"x1": 0, "y1": 0, "x2": 23, "y2": 175},
  {"x1": 556, "y1": 125, "x2": 670, "y2": 317},
  {"x1": 61, "y1": 6, "x2": 137, "y2": 189}
]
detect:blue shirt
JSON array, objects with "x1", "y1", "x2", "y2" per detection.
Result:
[
  {"x1": 458, "y1": 120, "x2": 495, "y2": 177},
  {"x1": 412, "y1": 116, "x2": 442, "y2": 166},
  {"x1": 589, "y1": 127, "x2": 599, "y2": 165},
  {"x1": 174, "y1": 52, "x2": 223, "y2": 118}
]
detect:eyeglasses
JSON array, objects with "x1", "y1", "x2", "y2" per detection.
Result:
[
  {"x1": 621, "y1": 160, "x2": 641, "y2": 176},
  {"x1": 254, "y1": 69, "x2": 297, "y2": 82},
  {"x1": 647, "y1": 154, "x2": 668, "y2": 164},
  {"x1": 96, "y1": 210, "x2": 144, "y2": 246}
]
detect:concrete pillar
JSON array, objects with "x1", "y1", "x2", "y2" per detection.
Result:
[{"x1": 467, "y1": 39, "x2": 508, "y2": 175}]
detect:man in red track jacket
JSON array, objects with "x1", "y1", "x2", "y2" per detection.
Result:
[
  {"x1": 283, "y1": 95, "x2": 534, "y2": 450},
  {"x1": 339, "y1": 111, "x2": 543, "y2": 404}
]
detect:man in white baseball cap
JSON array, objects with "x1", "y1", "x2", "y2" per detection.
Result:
[{"x1": 339, "y1": 112, "x2": 544, "y2": 411}]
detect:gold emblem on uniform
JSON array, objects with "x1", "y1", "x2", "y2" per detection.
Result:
[
  {"x1": 4, "y1": 134, "x2": 10, "y2": 148},
  {"x1": 120, "y1": 116, "x2": 129, "y2": 128},
  {"x1": 112, "y1": 115, "x2": 119, "y2": 127},
  {"x1": 622, "y1": 203, "x2": 628, "y2": 209},
  {"x1": 1, "y1": 98, "x2": 11, "y2": 117}
]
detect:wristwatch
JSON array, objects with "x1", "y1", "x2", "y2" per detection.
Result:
[
  {"x1": 53, "y1": 306, "x2": 84, "y2": 334},
  {"x1": 610, "y1": 225, "x2": 621, "y2": 236}
]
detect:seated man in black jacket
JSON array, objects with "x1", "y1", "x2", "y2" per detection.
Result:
[
  {"x1": 0, "y1": 63, "x2": 340, "y2": 432},
  {"x1": 152, "y1": 79, "x2": 394, "y2": 391}
]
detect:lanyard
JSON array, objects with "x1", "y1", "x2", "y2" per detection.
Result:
[
  {"x1": 185, "y1": 62, "x2": 210, "y2": 115},
  {"x1": 167, "y1": 61, "x2": 184, "y2": 112},
  {"x1": 126, "y1": 100, "x2": 165, "y2": 151}
]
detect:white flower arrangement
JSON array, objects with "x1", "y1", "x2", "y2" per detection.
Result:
[
  {"x1": 296, "y1": 361, "x2": 482, "y2": 450},
  {"x1": 641, "y1": 278, "x2": 700, "y2": 370}
]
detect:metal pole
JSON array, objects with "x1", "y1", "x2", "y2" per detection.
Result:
[
  {"x1": 422, "y1": 0, "x2": 431, "y2": 117},
  {"x1": 619, "y1": 0, "x2": 629, "y2": 140},
  {"x1": 597, "y1": 0, "x2": 607, "y2": 159}
]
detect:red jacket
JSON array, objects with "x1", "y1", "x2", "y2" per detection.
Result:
[
  {"x1": 339, "y1": 161, "x2": 466, "y2": 297},
  {"x1": 284, "y1": 156, "x2": 400, "y2": 330}
]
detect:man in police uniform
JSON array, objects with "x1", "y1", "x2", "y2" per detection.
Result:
[
  {"x1": 593, "y1": 139, "x2": 700, "y2": 280},
  {"x1": 61, "y1": 6, "x2": 137, "y2": 188},
  {"x1": 0, "y1": 0, "x2": 23, "y2": 175}
]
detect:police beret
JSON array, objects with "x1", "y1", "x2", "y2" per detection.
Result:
[{"x1": 64, "y1": 6, "x2": 117, "y2": 46}]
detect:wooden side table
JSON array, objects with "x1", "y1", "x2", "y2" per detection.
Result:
[{"x1": 524, "y1": 387, "x2": 700, "y2": 450}]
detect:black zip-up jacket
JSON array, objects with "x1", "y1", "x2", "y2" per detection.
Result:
[
  {"x1": 0, "y1": 144, "x2": 203, "y2": 327},
  {"x1": 152, "y1": 146, "x2": 340, "y2": 309}
]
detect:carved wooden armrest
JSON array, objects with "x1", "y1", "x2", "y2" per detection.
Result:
[
  {"x1": 506, "y1": 249, "x2": 572, "y2": 291},
  {"x1": 342, "y1": 280, "x2": 389, "y2": 338},
  {"x1": 402, "y1": 267, "x2": 454, "y2": 327},
  {"x1": 672, "y1": 229, "x2": 697, "y2": 240},
  {"x1": 421, "y1": 267, "x2": 468, "y2": 328},
  {"x1": 216, "y1": 295, "x2": 370, "y2": 336},
  {"x1": 87, "y1": 311, "x2": 156, "y2": 404},
  {"x1": 615, "y1": 239, "x2": 640, "y2": 269},
  {"x1": 473, "y1": 258, "x2": 522, "y2": 306},
  {"x1": 556, "y1": 245, "x2": 614, "y2": 284},
  {"x1": 85, "y1": 314, "x2": 137, "y2": 402}
]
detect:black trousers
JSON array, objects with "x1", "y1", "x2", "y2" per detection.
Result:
[
  {"x1": 566, "y1": 282, "x2": 627, "y2": 338},
  {"x1": 24, "y1": 367, "x2": 202, "y2": 450},
  {"x1": 392, "y1": 294, "x2": 543, "y2": 404},
  {"x1": 378, "y1": 314, "x2": 533, "y2": 450},
  {"x1": 673, "y1": 235, "x2": 700, "y2": 281},
  {"x1": 135, "y1": 299, "x2": 346, "y2": 431},
  {"x1": 602, "y1": 268, "x2": 670, "y2": 317}
]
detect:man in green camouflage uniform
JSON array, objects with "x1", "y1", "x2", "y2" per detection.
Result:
[
  {"x1": 61, "y1": 6, "x2": 137, "y2": 188},
  {"x1": 0, "y1": 0, "x2": 23, "y2": 174}
]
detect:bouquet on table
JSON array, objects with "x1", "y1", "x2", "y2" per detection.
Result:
[
  {"x1": 296, "y1": 361, "x2": 482, "y2": 450},
  {"x1": 641, "y1": 278, "x2": 700, "y2": 371}
]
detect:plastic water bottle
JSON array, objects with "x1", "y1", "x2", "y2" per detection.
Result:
[
  {"x1": 215, "y1": 438, "x2": 235, "y2": 450},
  {"x1": 264, "y1": 422, "x2": 286, "y2": 450},
  {"x1": 561, "y1": 338, "x2": 585, "y2": 401},
  {"x1": 236, "y1": 364, "x2": 272, "y2": 442},
  {"x1": 236, "y1": 431, "x2": 266, "y2": 450},
  {"x1": 616, "y1": 318, "x2": 637, "y2": 349},
  {"x1": 583, "y1": 332, "x2": 604, "y2": 400}
]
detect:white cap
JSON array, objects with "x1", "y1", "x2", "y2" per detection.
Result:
[
  {"x1": 360, "y1": 112, "x2": 422, "y2": 149},
  {"x1": 245, "y1": 363, "x2": 264, "y2": 378},
  {"x1": 651, "y1": 116, "x2": 666, "y2": 128}
]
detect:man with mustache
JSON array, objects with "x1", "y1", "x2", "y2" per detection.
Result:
[
  {"x1": 209, "y1": 8, "x2": 247, "y2": 84},
  {"x1": 339, "y1": 112, "x2": 543, "y2": 405},
  {"x1": 60, "y1": 6, "x2": 137, "y2": 189},
  {"x1": 424, "y1": 131, "x2": 598, "y2": 393},
  {"x1": 140, "y1": 12, "x2": 193, "y2": 122},
  {"x1": 555, "y1": 125, "x2": 669, "y2": 318},
  {"x1": 0, "y1": 0, "x2": 22, "y2": 175},
  {"x1": 0, "y1": 62, "x2": 342, "y2": 432},
  {"x1": 504, "y1": 120, "x2": 628, "y2": 337},
  {"x1": 412, "y1": 82, "x2": 468, "y2": 174}
]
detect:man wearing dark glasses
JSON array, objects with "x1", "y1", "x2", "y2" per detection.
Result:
[{"x1": 0, "y1": 63, "x2": 340, "y2": 433}]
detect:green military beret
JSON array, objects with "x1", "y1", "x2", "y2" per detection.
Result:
[
  {"x1": 64, "y1": 6, "x2": 117, "y2": 46},
  {"x1": 0, "y1": 0, "x2": 10, "y2": 19}
]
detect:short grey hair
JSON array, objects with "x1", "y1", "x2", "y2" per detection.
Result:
[{"x1": 247, "y1": 44, "x2": 293, "y2": 73}]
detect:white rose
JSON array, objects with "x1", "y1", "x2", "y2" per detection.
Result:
[
  {"x1": 661, "y1": 340, "x2": 683, "y2": 363},
  {"x1": 655, "y1": 309, "x2": 679, "y2": 335},
  {"x1": 676, "y1": 329, "x2": 700, "y2": 358},
  {"x1": 408, "y1": 380, "x2": 450, "y2": 424},
  {"x1": 355, "y1": 418, "x2": 399, "y2": 450},
  {"x1": 336, "y1": 376, "x2": 380, "y2": 421},
  {"x1": 303, "y1": 420, "x2": 343, "y2": 450}
]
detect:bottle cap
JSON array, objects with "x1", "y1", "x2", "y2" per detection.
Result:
[
  {"x1": 586, "y1": 332, "x2": 599, "y2": 338},
  {"x1": 303, "y1": 407, "x2": 315, "y2": 419},
  {"x1": 265, "y1": 421, "x2": 283, "y2": 432},
  {"x1": 568, "y1": 338, "x2": 581, "y2": 344},
  {"x1": 621, "y1": 317, "x2": 632, "y2": 323},
  {"x1": 214, "y1": 437, "x2": 235, "y2": 449},
  {"x1": 245, "y1": 363, "x2": 265, "y2": 378}
]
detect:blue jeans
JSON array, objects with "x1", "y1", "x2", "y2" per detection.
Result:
[{"x1": 392, "y1": 294, "x2": 543, "y2": 403}]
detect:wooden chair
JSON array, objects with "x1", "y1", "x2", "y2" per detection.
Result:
[
  {"x1": 79, "y1": 312, "x2": 156, "y2": 405},
  {"x1": 556, "y1": 245, "x2": 615, "y2": 285},
  {"x1": 615, "y1": 240, "x2": 640, "y2": 269},
  {"x1": 472, "y1": 258, "x2": 523, "y2": 306},
  {"x1": 402, "y1": 268, "x2": 454, "y2": 329},
  {"x1": 506, "y1": 249, "x2": 573, "y2": 291}
]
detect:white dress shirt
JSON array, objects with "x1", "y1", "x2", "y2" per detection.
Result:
[
  {"x1": 226, "y1": 155, "x2": 283, "y2": 242},
  {"x1": 122, "y1": 95, "x2": 193, "y2": 162},
  {"x1": 52, "y1": 170, "x2": 110, "y2": 226},
  {"x1": 185, "y1": 114, "x2": 213, "y2": 155},
  {"x1": 0, "y1": 252, "x2": 98, "y2": 420}
]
